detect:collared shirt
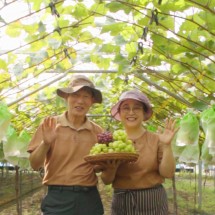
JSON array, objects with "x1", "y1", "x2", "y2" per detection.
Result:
[
  {"x1": 27, "y1": 112, "x2": 103, "y2": 186},
  {"x1": 113, "y1": 130, "x2": 165, "y2": 189}
]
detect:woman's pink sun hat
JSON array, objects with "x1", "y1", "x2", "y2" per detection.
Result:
[{"x1": 111, "y1": 89, "x2": 153, "y2": 121}]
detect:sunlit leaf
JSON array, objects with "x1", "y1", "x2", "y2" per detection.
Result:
[
  {"x1": 0, "y1": 59, "x2": 7, "y2": 70},
  {"x1": 106, "y1": 2, "x2": 130, "y2": 14},
  {"x1": 0, "y1": 103, "x2": 12, "y2": 141},
  {"x1": 101, "y1": 22, "x2": 126, "y2": 36},
  {"x1": 5, "y1": 21, "x2": 22, "y2": 37},
  {"x1": 73, "y1": 3, "x2": 89, "y2": 18}
]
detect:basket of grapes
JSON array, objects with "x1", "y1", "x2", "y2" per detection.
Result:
[{"x1": 84, "y1": 130, "x2": 139, "y2": 164}]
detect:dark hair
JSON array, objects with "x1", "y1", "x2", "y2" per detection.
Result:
[
  {"x1": 142, "y1": 103, "x2": 148, "y2": 113},
  {"x1": 82, "y1": 86, "x2": 94, "y2": 97}
]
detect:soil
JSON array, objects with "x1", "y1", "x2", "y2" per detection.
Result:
[
  {"x1": 1, "y1": 175, "x2": 213, "y2": 215},
  {"x1": 0, "y1": 177, "x2": 112, "y2": 215}
]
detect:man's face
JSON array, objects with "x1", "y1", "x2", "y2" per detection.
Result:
[{"x1": 66, "y1": 88, "x2": 94, "y2": 117}]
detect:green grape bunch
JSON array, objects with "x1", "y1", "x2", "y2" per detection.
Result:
[{"x1": 89, "y1": 130, "x2": 137, "y2": 155}]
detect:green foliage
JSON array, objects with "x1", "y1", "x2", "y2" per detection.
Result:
[
  {"x1": 0, "y1": 103, "x2": 12, "y2": 142},
  {"x1": 5, "y1": 21, "x2": 22, "y2": 37},
  {"x1": 164, "y1": 176, "x2": 215, "y2": 214},
  {"x1": 0, "y1": 0, "x2": 215, "y2": 168},
  {"x1": 0, "y1": 59, "x2": 7, "y2": 71}
]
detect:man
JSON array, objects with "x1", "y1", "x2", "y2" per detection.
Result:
[{"x1": 27, "y1": 75, "x2": 104, "y2": 215}]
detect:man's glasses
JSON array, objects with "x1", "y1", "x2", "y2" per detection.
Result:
[{"x1": 119, "y1": 106, "x2": 143, "y2": 114}]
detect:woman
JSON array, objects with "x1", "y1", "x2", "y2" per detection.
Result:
[{"x1": 99, "y1": 89, "x2": 178, "y2": 215}]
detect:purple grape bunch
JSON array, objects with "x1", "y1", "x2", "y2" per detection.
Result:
[{"x1": 97, "y1": 131, "x2": 113, "y2": 143}]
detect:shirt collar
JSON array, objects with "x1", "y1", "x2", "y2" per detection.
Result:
[{"x1": 57, "y1": 111, "x2": 93, "y2": 131}]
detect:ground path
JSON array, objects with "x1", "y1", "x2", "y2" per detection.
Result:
[{"x1": 0, "y1": 177, "x2": 112, "y2": 215}]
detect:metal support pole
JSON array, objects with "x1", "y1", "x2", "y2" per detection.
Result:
[{"x1": 197, "y1": 159, "x2": 202, "y2": 211}]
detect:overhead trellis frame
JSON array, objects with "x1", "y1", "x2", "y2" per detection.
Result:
[{"x1": 0, "y1": 0, "x2": 214, "y2": 136}]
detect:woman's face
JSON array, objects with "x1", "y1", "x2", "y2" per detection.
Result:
[{"x1": 119, "y1": 99, "x2": 144, "y2": 128}]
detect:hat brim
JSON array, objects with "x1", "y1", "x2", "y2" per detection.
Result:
[
  {"x1": 111, "y1": 97, "x2": 153, "y2": 121},
  {"x1": 56, "y1": 86, "x2": 102, "y2": 104}
]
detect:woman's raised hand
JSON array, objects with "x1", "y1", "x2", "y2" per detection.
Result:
[{"x1": 158, "y1": 118, "x2": 179, "y2": 145}]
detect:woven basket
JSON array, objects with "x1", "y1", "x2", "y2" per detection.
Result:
[{"x1": 84, "y1": 152, "x2": 139, "y2": 164}]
